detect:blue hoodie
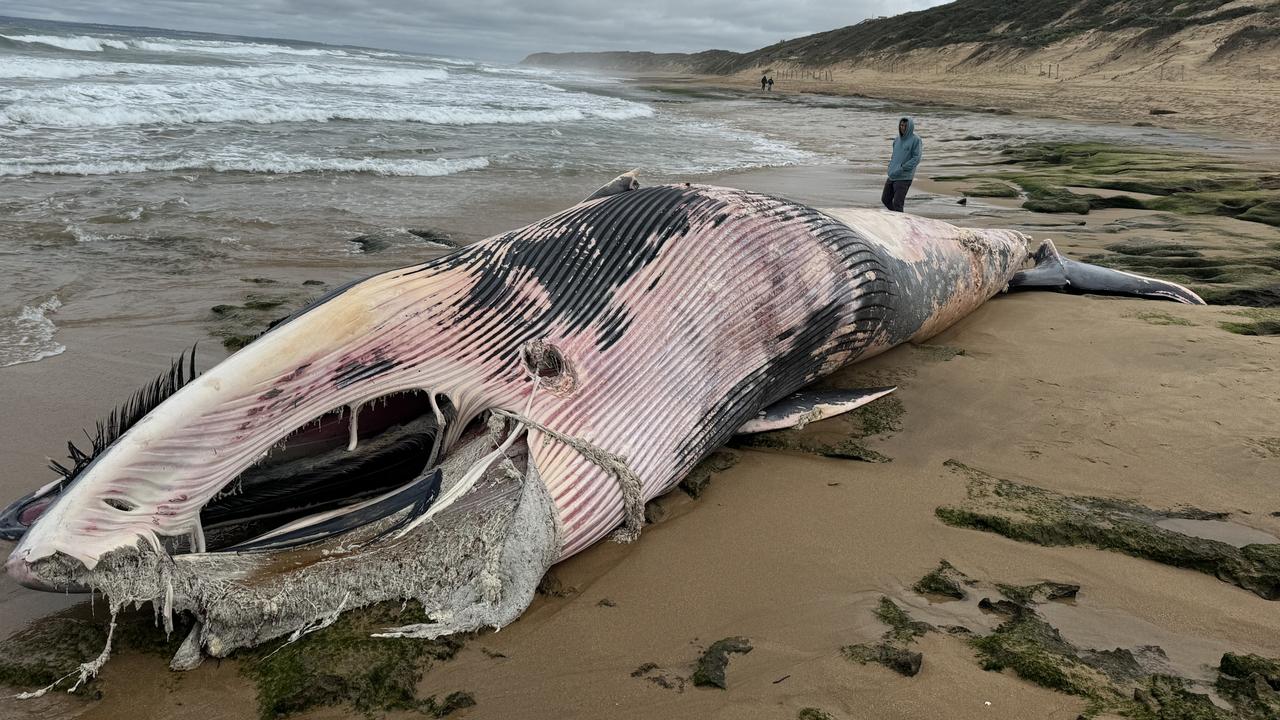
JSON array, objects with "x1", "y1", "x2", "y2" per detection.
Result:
[{"x1": 887, "y1": 117, "x2": 922, "y2": 182}]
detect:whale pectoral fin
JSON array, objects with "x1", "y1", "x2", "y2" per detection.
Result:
[
  {"x1": 736, "y1": 387, "x2": 897, "y2": 434},
  {"x1": 1009, "y1": 240, "x2": 1206, "y2": 305},
  {"x1": 582, "y1": 169, "x2": 641, "y2": 202}
]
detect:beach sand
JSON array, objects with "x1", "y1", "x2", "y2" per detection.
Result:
[{"x1": 2, "y1": 99, "x2": 1279, "y2": 718}]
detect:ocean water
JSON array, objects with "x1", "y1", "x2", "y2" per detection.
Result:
[{"x1": 0, "y1": 17, "x2": 1253, "y2": 370}]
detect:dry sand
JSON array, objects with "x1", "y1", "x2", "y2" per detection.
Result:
[{"x1": 2, "y1": 97, "x2": 1279, "y2": 719}]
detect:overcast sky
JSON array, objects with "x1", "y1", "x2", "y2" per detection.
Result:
[{"x1": 6, "y1": 0, "x2": 952, "y2": 63}]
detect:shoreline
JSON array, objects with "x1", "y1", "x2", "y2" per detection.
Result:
[{"x1": 622, "y1": 70, "x2": 1280, "y2": 155}]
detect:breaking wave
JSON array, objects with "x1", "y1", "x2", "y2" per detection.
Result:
[
  {"x1": 1, "y1": 155, "x2": 491, "y2": 177},
  {"x1": 1, "y1": 34, "x2": 129, "y2": 52},
  {"x1": 0, "y1": 90, "x2": 652, "y2": 128},
  {"x1": 0, "y1": 297, "x2": 65, "y2": 368},
  {"x1": 0, "y1": 33, "x2": 344, "y2": 58}
]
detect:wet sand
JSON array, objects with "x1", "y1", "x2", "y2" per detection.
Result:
[
  {"x1": 3, "y1": 114, "x2": 1279, "y2": 718},
  {"x1": 630, "y1": 62, "x2": 1280, "y2": 143}
]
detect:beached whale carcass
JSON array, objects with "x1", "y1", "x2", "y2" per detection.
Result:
[{"x1": 1, "y1": 175, "x2": 1202, "y2": 674}]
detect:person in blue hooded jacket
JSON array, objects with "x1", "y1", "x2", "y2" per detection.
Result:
[{"x1": 882, "y1": 117, "x2": 922, "y2": 212}]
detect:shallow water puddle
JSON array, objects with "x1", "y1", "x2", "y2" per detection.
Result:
[{"x1": 1153, "y1": 518, "x2": 1280, "y2": 548}]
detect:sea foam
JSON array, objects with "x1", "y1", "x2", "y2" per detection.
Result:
[{"x1": 0, "y1": 297, "x2": 66, "y2": 368}]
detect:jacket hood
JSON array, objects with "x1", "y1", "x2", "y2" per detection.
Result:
[{"x1": 899, "y1": 117, "x2": 915, "y2": 137}]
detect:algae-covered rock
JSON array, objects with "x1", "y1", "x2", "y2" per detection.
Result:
[
  {"x1": 1134, "y1": 675, "x2": 1236, "y2": 719},
  {"x1": 946, "y1": 142, "x2": 1280, "y2": 230},
  {"x1": 679, "y1": 448, "x2": 741, "y2": 498},
  {"x1": 995, "y1": 581, "x2": 1079, "y2": 605},
  {"x1": 731, "y1": 394, "x2": 902, "y2": 463},
  {"x1": 207, "y1": 285, "x2": 320, "y2": 350},
  {"x1": 422, "y1": 691, "x2": 476, "y2": 717},
  {"x1": 1219, "y1": 308, "x2": 1280, "y2": 336},
  {"x1": 691, "y1": 637, "x2": 752, "y2": 689},
  {"x1": 962, "y1": 182, "x2": 1019, "y2": 198},
  {"x1": 1198, "y1": 283, "x2": 1280, "y2": 308},
  {"x1": 797, "y1": 709, "x2": 835, "y2": 720},
  {"x1": 852, "y1": 396, "x2": 905, "y2": 436},
  {"x1": 1104, "y1": 241, "x2": 1202, "y2": 258},
  {"x1": 913, "y1": 560, "x2": 969, "y2": 600},
  {"x1": 237, "y1": 601, "x2": 464, "y2": 719},
  {"x1": 842, "y1": 597, "x2": 932, "y2": 678},
  {"x1": 0, "y1": 617, "x2": 109, "y2": 692},
  {"x1": 970, "y1": 611, "x2": 1110, "y2": 697},
  {"x1": 874, "y1": 597, "x2": 932, "y2": 644},
  {"x1": 1220, "y1": 652, "x2": 1280, "y2": 689},
  {"x1": 842, "y1": 643, "x2": 922, "y2": 677},
  {"x1": 350, "y1": 228, "x2": 457, "y2": 253},
  {"x1": 732, "y1": 429, "x2": 890, "y2": 463},
  {"x1": 1217, "y1": 653, "x2": 1280, "y2": 719},
  {"x1": 935, "y1": 460, "x2": 1280, "y2": 600}
]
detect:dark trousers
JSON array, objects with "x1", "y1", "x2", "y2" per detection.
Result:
[{"x1": 881, "y1": 179, "x2": 911, "y2": 212}]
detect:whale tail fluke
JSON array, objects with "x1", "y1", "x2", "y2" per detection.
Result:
[{"x1": 1009, "y1": 240, "x2": 1205, "y2": 305}]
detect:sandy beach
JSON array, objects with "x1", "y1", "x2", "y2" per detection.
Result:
[{"x1": 3, "y1": 57, "x2": 1280, "y2": 720}]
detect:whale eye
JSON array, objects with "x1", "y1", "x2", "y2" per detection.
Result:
[{"x1": 104, "y1": 498, "x2": 138, "y2": 512}]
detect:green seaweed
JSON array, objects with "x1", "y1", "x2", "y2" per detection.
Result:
[
  {"x1": 1196, "y1": 283, "x2": 1280, "y2": 308},
  {"x1": 946, "y1": 142, "x2": 1280, "y2": 230},
  {"x1": 962, "y1": 182, "x2": 1020, "y2": 198},
  {"x1": 935, "y1": 460, "x2": 1280, "y2": 600},
  {"x1": 911, "y1": 344, "x2": 966, "y2": 361},
  {"x1": 0, "y1": 617, "x2": 109, "y2": 692},
  {"x1": 841, "y1": 597, "x2": 931, "y2": 677},
  {"x1": 851, "y1": 396, "x2": 905, "y2": 436},
  {"x1": 1216, "y1": 653, "x2": 1280, "y2": 718},
  {"x1": 236, "y1": 601, "x2": 466, "y2": 719},
  {"x1": 241, "y1": 295, "x2": 289, "y2": 311},
  {"x1": 1219, "y1": 652, "x2": 1280, "y2": 686},
  {"x1": 1219, "y1": 308, "x2": 1280, "y2": 336},
  {"x1": 970, "y1": 612, "x2": 1108, "y2": 696},
  {"x1": 1131, "y1": 675, "x2": 1237, "y2": 719},
  {"x1": 679, "y1": 448, "x2": 741, "y2": 498},
  {"x1": 1134, "y1": 311, "x2": 1194, "y2": 326},
  {"x1": 966, "y1": 597, "x2": 1238, "y2": 717},
  {"x1": 732, "y1": 429, "x2": 889, "y2": 463},
  {"x1": 842, "y1": 643, "x2": 923, "y2": 677},
  {"x1": 207, "y1": 288, "x2": 317, "y2": 351},
  {"x1": 691, "y1": 637, "x2": 752, "y2": 689},
  {"x1": 730, "y1": 391, "x2": 901, "y2": 462},
  {"x1": 874, "y1": 597, "x2": 931, "y2": 644},
  {"x1": 912, "y1": 560, "x2": 968, "y2": 600},
  {"x1": 1104, "y1": 241, "x2": 1202, "y2": 258}
]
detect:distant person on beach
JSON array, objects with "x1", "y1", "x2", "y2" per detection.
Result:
[
  {"x1": 761, "y1": 74, "x2": 768, "y2": 91},
  {"x1": 882, "y1": 116, "x2": 922, "y2": 212},
  {"x1": 767, "y1": 76, "x2": 774, "y2": 91}
]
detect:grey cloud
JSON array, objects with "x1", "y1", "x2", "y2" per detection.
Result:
[{"x1": 4, "y1": 0, "x2": 949, "y2": 62}]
